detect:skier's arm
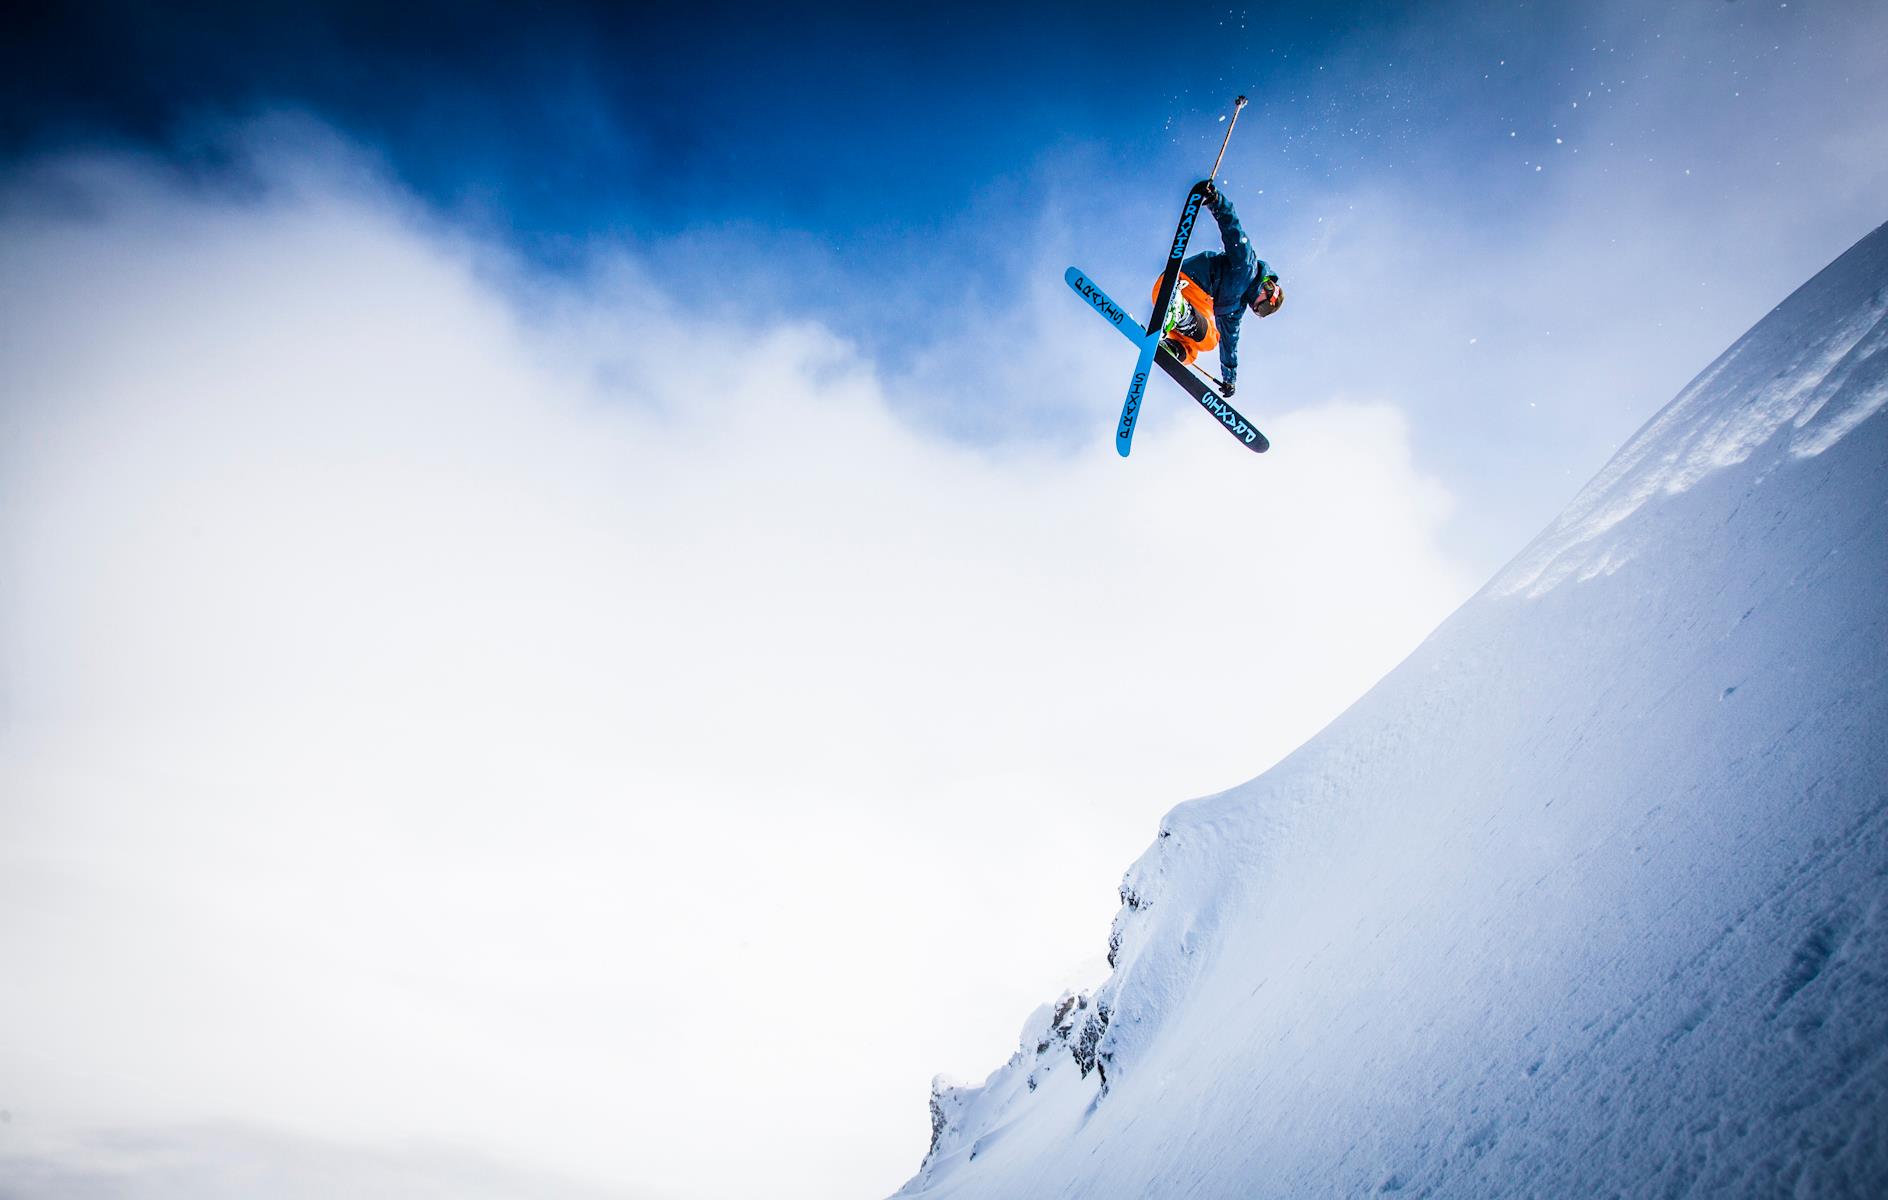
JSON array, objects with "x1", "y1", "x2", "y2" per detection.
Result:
[
  {"x1": 1204, "y1": 186, "x2": 1257, "y2": 394},
  {"x1": 1218, "y1": 318, "x2": 1240, "y2": 392},
  {"x1": 1206, "y1": 188, "x2": 1253, "y2": 259}
]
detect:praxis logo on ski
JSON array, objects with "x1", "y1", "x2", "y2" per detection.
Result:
[
  {"x1": 1069, "y1": 271, "x2": 1130, "y2": 330},
  {"x1": 1198, "y1": 393, "x2": 1260, "y2": 445},
  {"x1": 1170, "y1": 196, "x2": 1200, "y2": 261},
  {"x1": 1119, "y1": 373, "x2": 1146, "y2": 442}
]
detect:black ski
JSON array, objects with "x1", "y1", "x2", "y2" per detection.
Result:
[
  {"x1": 1115, "y1": 179, "x2": 1212, "y2": 456},
  {"x1": 1148, "y1": 180, "x2": 1213, "y2": 339}
]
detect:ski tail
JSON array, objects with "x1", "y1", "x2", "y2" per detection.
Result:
[
  {"x1": 1118, "y1": 340, "x2": 1155, "y2": 457},
  {"x1": 1154, "y1": 345, "x2": 1269, "y2": 453},
  {"x1": 1066, "y1": 266, "x2": 1154, "y2": 346}
]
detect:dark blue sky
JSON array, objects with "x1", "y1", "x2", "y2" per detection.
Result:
[
  {"x1": 4, "y1": 0, "x2": 1851, "y2": 262},
  {"x1": 12, "y1": 2, "x2": 1834, "y2": 262},
  {"x1": 3, "y1": 0, "x2": 1580, "y2": 265},
  {"x1": 7, "y1": 2, "x2": 1300, "y2": 239},
  {"x1": 2, "y1": 0, "x2": 1800, "y2": 296}
]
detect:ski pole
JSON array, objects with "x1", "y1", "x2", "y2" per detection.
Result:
[
  {"x1": 1197, "y1": 363, "x2": 1233, "y2": 396},
  {"x1": 1208, "y1": 95, "x2": 1248, "y2": 182}
]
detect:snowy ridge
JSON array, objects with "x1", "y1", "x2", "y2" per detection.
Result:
[
  {"x1": 1497, "y1": 229, "x2": 1888, "y2": 599},
  {"x1": 900, "y1": 220, "x2": 1888, "y2": 1198}
]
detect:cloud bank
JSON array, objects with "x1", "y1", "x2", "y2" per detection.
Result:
[{"x1": 0, "y1": 125, "x2": 1471, "y2": 1198}]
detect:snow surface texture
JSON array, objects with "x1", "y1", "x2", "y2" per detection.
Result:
[{"x1": 900, "y1": 221, "x2": 1888, "y2": 1198}]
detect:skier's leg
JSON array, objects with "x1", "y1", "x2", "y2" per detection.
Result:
[
  {"x1": 1177, "y1": 279, "x2": 1219, "y2": 351},
  {"x1": 1153, "y1": 272, "x2": 1204, "y2": 336},
  {"x1": 1160, "y1": 278, "x2": 1217, "y2": 364}
]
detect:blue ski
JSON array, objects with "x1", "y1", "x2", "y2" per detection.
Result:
[
  {"x1": 1066, "y1": 266, "x2": 1156, "y2": 347},
  {"x1": 1066, "y1": 266, "x2": 1158, "y2": 455},
  {"x1": 1119, "y1": 341, "x2": 1156, "y2": 456},
  {"x1": 1126, "y1": 181, "x2": 1210, "y2": 454}
]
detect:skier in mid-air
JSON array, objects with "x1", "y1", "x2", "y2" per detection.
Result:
[{"x1": 1153, "y1": 180, "x2": 1282, "y2": 398}]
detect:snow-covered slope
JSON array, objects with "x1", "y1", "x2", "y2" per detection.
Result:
[{"x1": 900, "y1": 221, "x2": 1888, "y2": 1198}]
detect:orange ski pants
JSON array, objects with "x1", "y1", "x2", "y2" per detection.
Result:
[{"x1": 1151, "y1": 273, "x2": 1218, "y2": 365}]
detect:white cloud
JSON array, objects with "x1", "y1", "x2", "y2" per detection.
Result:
[{"x1": 0, "y1": 130, "x2": 1473, "y2": 1199}]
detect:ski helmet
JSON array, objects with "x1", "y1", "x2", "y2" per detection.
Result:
[{"x1": 1252, "y1": 276, "x2": 1283, "y2": 318}]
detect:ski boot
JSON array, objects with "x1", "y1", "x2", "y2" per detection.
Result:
[{"x1": 1163, "y1": 289, "x2": 1207, "y2": 340}]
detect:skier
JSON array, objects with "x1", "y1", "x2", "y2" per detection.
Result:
[{"x1": 1153, "y1": 180, "x2": 1282, "y2": 397}]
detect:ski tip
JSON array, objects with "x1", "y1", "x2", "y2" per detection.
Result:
[{"x1": 1116, "y1": 439, "x2": 1133, "y2": 458}]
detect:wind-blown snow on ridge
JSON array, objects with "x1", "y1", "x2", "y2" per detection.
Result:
[
  {"x1": 900, "y1": 220, "x2": 1888, "y2": 1198},
  {"x1": 1498, "y1": 227, "x2": 1888, "y2": 601}
]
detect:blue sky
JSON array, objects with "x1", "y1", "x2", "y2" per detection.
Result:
[
  {"x1": 4, "y1": 1, "x2": 1849, "y2": 244},
  {"x1": 3, "y1": 2, "x2": 1689, "y2": 255},
  {"x1": 1, "y1": 1, "x2": 1793, "y2": 283},
  {"x1": 2, "y1": 3, "x2": 1886, "y2": 1198},
  {"x1": 6, "y1": 2, "x2": 1358, "y2": 235},
  {"x1": 11, "y1": 0, "x2": 1881, "y2": 570}
]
